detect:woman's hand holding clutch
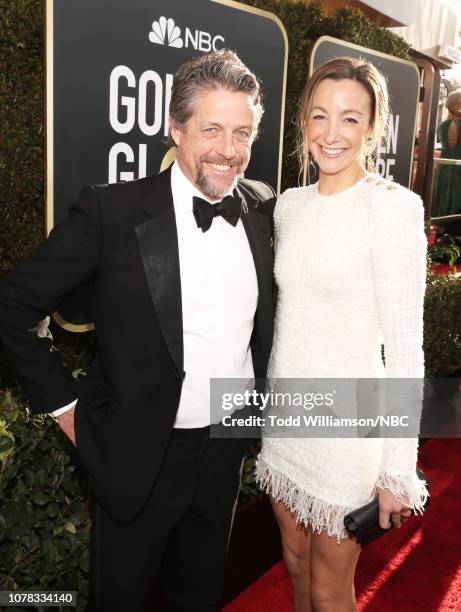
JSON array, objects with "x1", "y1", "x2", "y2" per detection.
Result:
[{"x1": 377, "y1": 488, "x2": 412, "y2": 529}]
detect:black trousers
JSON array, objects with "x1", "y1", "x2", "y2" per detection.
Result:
[{"x1": 87, "y1": 430, "x2": 247, "y2": 612}]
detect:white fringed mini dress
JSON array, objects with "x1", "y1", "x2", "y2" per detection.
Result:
[{"x1": 256, "y1": 175, "x2": 429, "y2": 541}]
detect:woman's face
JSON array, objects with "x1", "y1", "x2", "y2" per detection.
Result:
[{"x1": 305, "y1": 77, "x2": 373, "y2": 178}]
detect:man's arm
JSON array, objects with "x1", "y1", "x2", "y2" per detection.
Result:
[{"x1": 0, "y1": 186, "x2": 101, "y2": 415}]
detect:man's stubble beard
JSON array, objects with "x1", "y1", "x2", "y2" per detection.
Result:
[{"x1": 195, "y1": 160, "x2": 244, "y2": 199}]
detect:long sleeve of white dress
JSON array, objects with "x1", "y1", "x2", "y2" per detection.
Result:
[{"x1": 369, "y1": 185, "x2": 429, "y2": 512}]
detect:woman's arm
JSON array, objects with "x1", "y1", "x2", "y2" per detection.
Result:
[{"x1": 369, "y1": 183, "x2": 429, "y2": 526}]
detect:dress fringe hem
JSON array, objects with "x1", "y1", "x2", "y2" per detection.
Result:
[
  {"x1": 255, "y1": 457, "x2": 352, "y2": 542},
  {"x1": 255, "y1": 458, "x2": 429, "y2": 544}
]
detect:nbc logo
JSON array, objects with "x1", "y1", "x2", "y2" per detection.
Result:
[
  {"x1": 149, "y1": 16, "x2": 183, "y2": 48},
  {"x1": 148, "y1": 16, "x2": 225, "y2": 52}
]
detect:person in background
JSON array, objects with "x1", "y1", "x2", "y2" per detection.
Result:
[{"x1": 432, "y1": 90, "x2": 461, "y2": 217}]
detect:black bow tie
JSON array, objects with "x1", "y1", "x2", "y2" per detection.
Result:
[{"x1": 192, "y1": 194, "x2": 242, "y2": 233}]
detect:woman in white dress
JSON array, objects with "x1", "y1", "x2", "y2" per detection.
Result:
[{"x1": 256, "y1": 57, "x2": 428, "y2": 611}]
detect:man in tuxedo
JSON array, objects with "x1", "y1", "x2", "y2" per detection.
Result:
[{"x1": 0, "y1": 49, "x2": 274, "y2": 610}]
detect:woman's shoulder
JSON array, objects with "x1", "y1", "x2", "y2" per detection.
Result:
[
  {"x1": 279, "y1": 185, "x2": 317, "y2": 202},
  {"x1": 274, "y1": 185, "x2": 316, "y2": 221},
  {"x1": 364, "y1": 176, "x2": 424, "y2": 222},
  {"x1": 363, "y1": 174, "x2": 420, "y2": 199},
  {"x1": 276, "y1": 185, "x2": 317, "y2": 208}
]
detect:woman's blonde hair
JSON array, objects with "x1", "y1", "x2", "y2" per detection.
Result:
[{"x1": 297, "y1": 56, "x2": 390, "y2": 177}]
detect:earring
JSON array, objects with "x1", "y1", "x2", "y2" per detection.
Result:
[{"x1": 366, "y1": 137, "x2": 373, "y2": 145}]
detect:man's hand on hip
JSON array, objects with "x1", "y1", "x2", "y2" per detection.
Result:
[{"x1": 57, "y1": 406, "x2": 76, "y2": 446}]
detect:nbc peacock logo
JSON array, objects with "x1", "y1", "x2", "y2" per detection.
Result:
[
  {"x1": 148, "y1": 16, "x2": 225, "y2": 52},
  {"x1": 149, "y1": 16, "x2": 183, "y2": 48}
]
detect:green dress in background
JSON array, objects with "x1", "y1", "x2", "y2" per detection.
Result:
[{"x1": 432, "y1": 119, "x2": 461, "y2": 217}]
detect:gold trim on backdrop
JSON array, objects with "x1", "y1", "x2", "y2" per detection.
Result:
[
  {"x1": 309, "y1": 36, "x2": 422, "y2": 73},
  {"x1": 52, "y1": 312, "x2": 95, "y2": 333},
  {"x1": 302, "y1": 161, "x2": 307, "y2": 187},
  {"x1": 45, "y1": 0, "x2": 53, "y2": 236},
  {"x1": 46, "y1": 1, "x2": 93, "y2": 333},
  {"x1": 160, "y1": 147, "x2": 176, "y2": 172},
  {"x1": 212, "y1": 0, "x2": 288, "y2": 197},
  {"x1": 308, "y1": 36, "x2": 421, "y2": 189}
]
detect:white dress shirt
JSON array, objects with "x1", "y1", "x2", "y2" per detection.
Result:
[
  {"x1": 171, "y1": 161, "x2": 258, "y2": 427},
  {"x1": 53, "y1": 162, "x2": 258, "y2": 427}
]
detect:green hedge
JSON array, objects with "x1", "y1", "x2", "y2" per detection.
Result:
[
  {"x1": 0, "y1": 390, "x2": 90, "y2": 611},
  {"x1": 0, "y1": 0, "x2": 44, "y2": 272},
  {"x1": 0, "y1": 1, "x2": 460, "y2": 608},
  {"x1": 424, "y1": 271, "x2": 461, "y2": 377}
]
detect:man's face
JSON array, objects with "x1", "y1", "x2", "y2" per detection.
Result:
[{"x1": 170, "y1": 88, "x2": 257, "y2": 200}]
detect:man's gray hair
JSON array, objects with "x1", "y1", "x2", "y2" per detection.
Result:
[{"x1": 168, "y1": 49, "x2": 263, "y2": 146}]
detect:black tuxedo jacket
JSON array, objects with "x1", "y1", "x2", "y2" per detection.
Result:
[{"x1": 0, "y1": 168, "x2": 275, "y2": 521}]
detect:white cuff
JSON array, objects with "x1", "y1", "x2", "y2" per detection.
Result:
[
  {"x1": 373, "y1": 470, "x2": 429, "y2": 514},
  {"x1": 51, "y1": 399, "x2": 77, "y2": 417}
]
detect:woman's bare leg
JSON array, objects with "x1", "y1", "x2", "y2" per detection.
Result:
[
  {"x1": 309, "y1": 529, "x2": 361, "y2": 612},
  {"x1": 271, "y1": 498, "x2": 312, "y2": 612}
]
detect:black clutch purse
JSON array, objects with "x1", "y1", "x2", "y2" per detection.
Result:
[{"x1": 343, "y1": 469, "x2": 429, "y2": 547}]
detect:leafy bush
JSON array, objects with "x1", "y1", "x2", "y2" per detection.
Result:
[
  {"x1": 0, "y1": 389, "x2": 90, "y2": 612},
  {"x1": 424, "y1": 271, "x2": 461, "y2": 377},
  {"x1": 0, "y1": 0, "x2": 44, "y2": 272},
  {"x1": 429, "y1": 233, "x2": 461, "y2": 272}
]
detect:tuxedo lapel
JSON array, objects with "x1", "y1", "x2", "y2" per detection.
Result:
[
  {"x1": 238, "y1": 192, "x2": 272, "y2": 300},
  {"x1": 135, "y1": 169, "x2": 183, "y2": 376},
  {"x1": 237, "y1": 183, "x2": 274, "y2": 380}
]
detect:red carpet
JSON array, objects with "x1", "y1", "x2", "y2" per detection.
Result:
[
  {"x1": 431, "y1": 263, "x2": 461, "y2": 276},
  {"x1": 224, "y1": 438, "x2": 461, "y2": 611}
]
